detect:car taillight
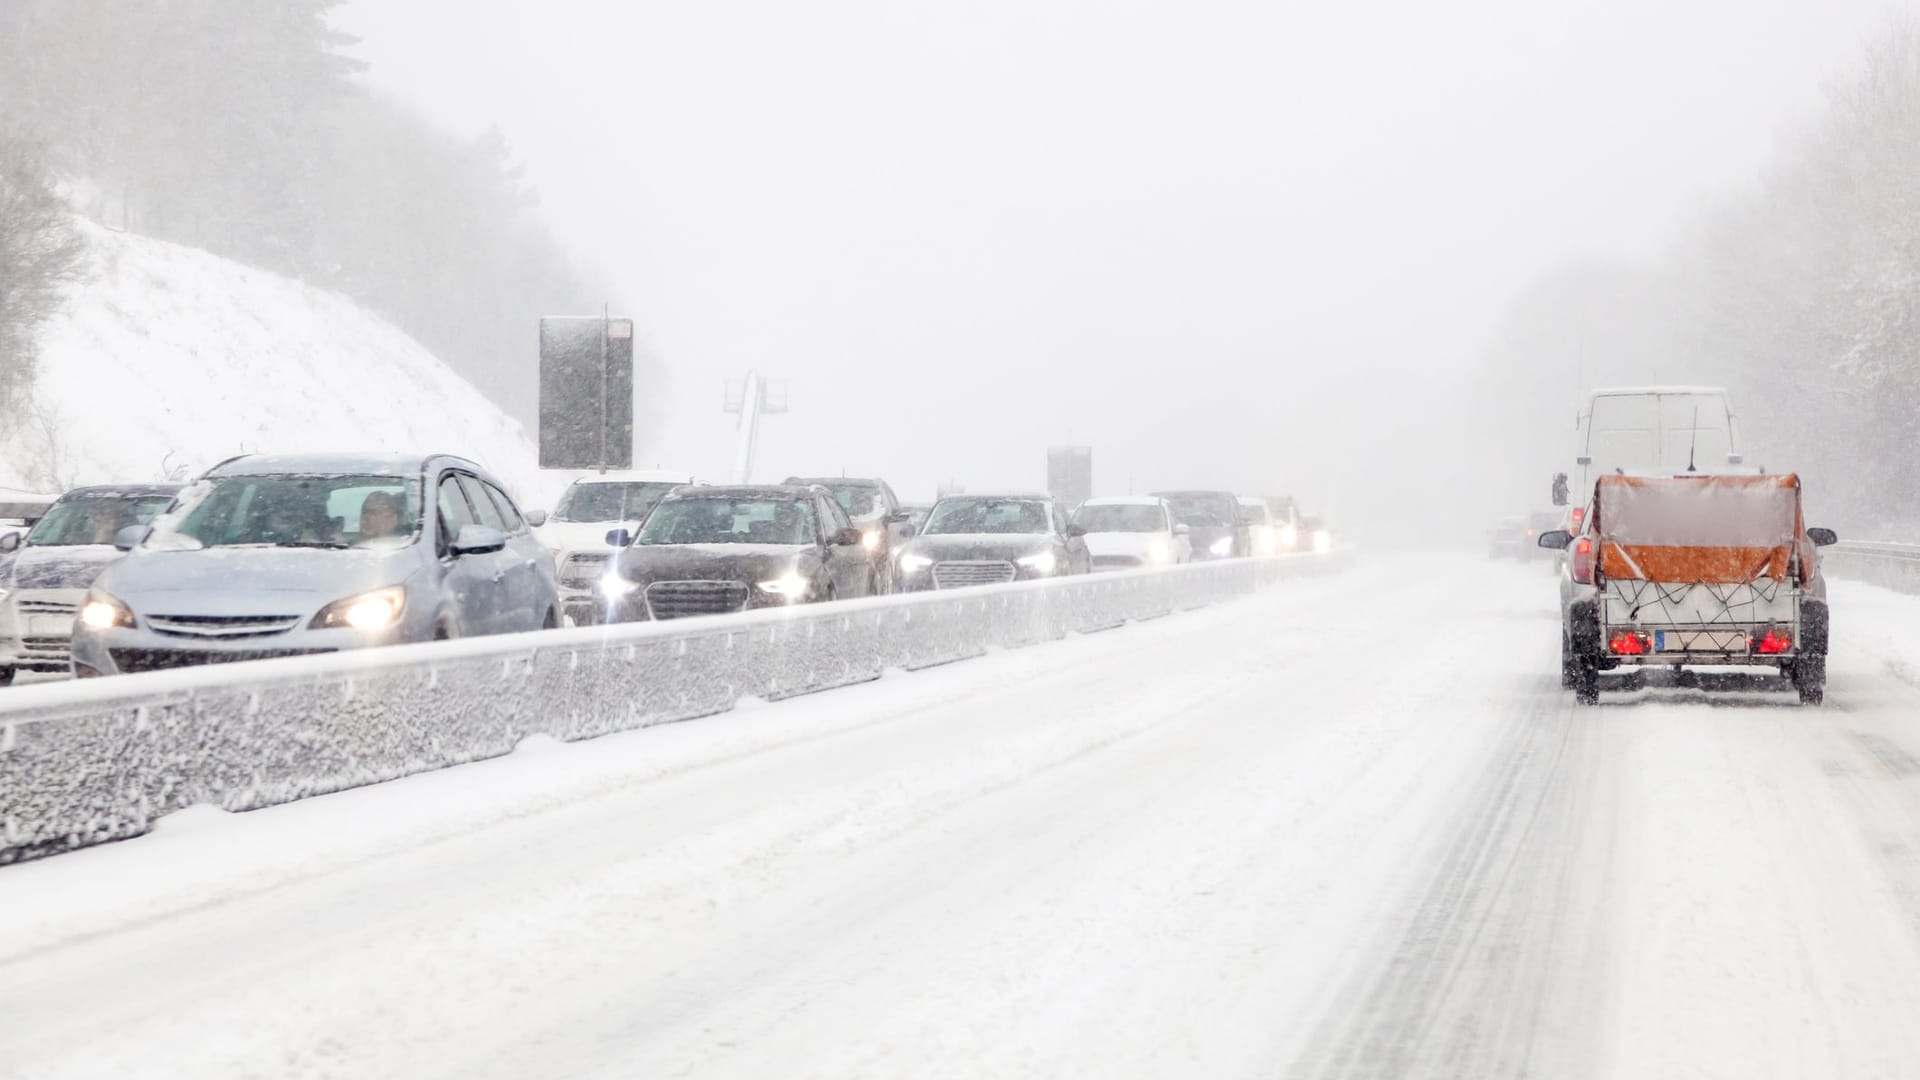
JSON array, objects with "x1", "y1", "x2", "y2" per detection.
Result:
[
  {"x1": 1571, "y1": 507, "x2": 1586, "y2": 529},
  {"x1": 1754, "y1": 627, "x2": 1792, "y2": 655},
  {"x1": 1572, "y1": 536, "x2": 1594, "y2": 585},
  {"x1": 1609, "y1": 629, "x2": 1651, "y2": 655}
]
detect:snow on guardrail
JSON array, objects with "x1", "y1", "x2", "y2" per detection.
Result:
[
  {"x1": 1822, "y1": 540, "x2": 1920, "y2": 595},
  {"x1": 0, "y1": 551, "x2": 1347, "y2": 865}
]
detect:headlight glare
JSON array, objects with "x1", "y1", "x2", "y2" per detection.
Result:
[
  {"x1": 1017, "y1": 551, "x2": 1057, "y2": 574},
  {"x1": 757, "y1": 571, "x2": 811, "y2": 597},
  {"x1": 80, "y1": 592, "x2": 135, "y2": 630},
  {"x1": 312, "y1": 585, "x2": 406, "y2": 630},
  {"x1": 861, "y1": 529, "x2": 882, "y2": 551},
  {"x1": 1209, "y1": 536, "x2": 1234, "y2": 556},
  {"x1": 898, "y1": 553, "x2": 932, "y2": 573},
  {"x1": 1147, "y1": 539, "x2": 1171, "y2": 562}
]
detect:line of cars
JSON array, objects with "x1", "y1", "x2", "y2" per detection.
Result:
[{"x1": 0, "y1": 454, "x2": 1329, "y2": 682}]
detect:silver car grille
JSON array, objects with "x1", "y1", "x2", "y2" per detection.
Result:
[
  {"x1": 147, "y1": 614, "x2": 303, "y2": 640},
  {"x1": 645, "y1": 581, "x2": 750, "y2": 620},
  {"x1": 932, "y1": 560, "x2": 1017, "y2": 589},
  {"x1": 562, "y1": 552, "x2": 612, "y2": 587},
  {"x1": 17, "y1": 599, "x2": 79, "y2": 617}
]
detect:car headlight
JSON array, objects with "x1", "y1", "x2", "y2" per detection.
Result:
[
  {"x1": 311, "y1": 585, "x2": 406, "y2": 630},
  {"x1": 1312, "y1": 529, "x2": 1333, "y2": 553},
  {"x1": 1209, "y1": 536, "x2": 1234, "y2": 556},
  {"x1": 599, "y1": 572, "x2": 640, "y2": 597},
  {"x1": 898, "y1": 553, "x2": 932, "y2": 573},
  {"x1": 1279, "y1": 524, "x2": 1299, "y2": 549},
  {"x1": 80, "y1": 590, "x2": 135, "y2": 631},
  {"x1": 861, "y1": 529, "x2": 883, "y2": 552},
  {"x1": 1147, "y1": 539, "x2": 1171, "y2": 562},
  {"x1": 757, "y1": 571, "x2": 811, "y2": 597},
  {"x1": 1017, "y1": 551, "x2": 1057, "y2": 574}
]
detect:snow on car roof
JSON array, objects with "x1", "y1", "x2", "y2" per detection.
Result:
[
  {"x1": 1587, "y1": 385, "x2": 1729, "y2": 398},
  {"x1": 1080, "y1": 495, "x2": 1162, "y2": 506},
  {"x1": 569, "y1": 469, "x2": 695, "y2": 485}
]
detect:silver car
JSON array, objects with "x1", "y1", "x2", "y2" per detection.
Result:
[
  {"x1": 0, "y1": 484, "x2": 180, "y2": 684},
  {"x1": 71, "y1": 453, "x2": 558, "y2": 676}
]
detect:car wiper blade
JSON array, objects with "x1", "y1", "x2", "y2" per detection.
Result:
[{"x1": 272, "y1": 540, "x2": 352, "y2": 549}]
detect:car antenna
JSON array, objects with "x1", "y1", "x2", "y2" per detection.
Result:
[{"x1": 1686, "y1": 406, "x2": 1700, "y2": 473}]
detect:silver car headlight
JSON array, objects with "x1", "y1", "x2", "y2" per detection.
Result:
[
  {"x1": 1017, "y1": 551, "x2": 1057, "y2": 574},
  {"x1": 757, "y1": 571, "x2": 811, "y2": 597},
  {"x1": 311, "y1": 585, "x2": 407, "y2": 630},
  {"x1": 898, "y1": 553, "x2": 932, "y2": 573},
  {"x1": 80, "y1": 589, "x2": 136, "y2": 631}
]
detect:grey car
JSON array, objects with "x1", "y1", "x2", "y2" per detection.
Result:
[
  {"x1": 894, "y1": 492, "x2": 1090, "y2": 591},
  {"x1": 70, "y1": 452, "x2": 558, "y2": 676},
  {"x1": 0, "y1": 484, "x2": 180, "y2": 683}
]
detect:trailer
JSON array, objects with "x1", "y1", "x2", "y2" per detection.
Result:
[{"x1": 1543, "y1": 472, "x2": 1837, "y2": 705}]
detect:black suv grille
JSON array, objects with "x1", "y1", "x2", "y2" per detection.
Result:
[{"x1": 645, "y1": 581, "x2": 750, "y2": 620}]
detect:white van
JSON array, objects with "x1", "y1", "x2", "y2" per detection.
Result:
[{"x1": 1555, "y1": 386, "x2": 1742, "y2": 507}]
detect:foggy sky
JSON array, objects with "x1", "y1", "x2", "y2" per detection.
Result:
[{"x1": 336, "y1": 0, "x2": 1908, "y2": 534}]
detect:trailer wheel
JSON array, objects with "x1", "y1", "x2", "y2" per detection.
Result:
[
  {"x1": 1573, "y1": 659, "x2": 1601, "y2": 706},
  {"x1": 1792, "y1": 655, "x2": 1826, "y2": 706}
]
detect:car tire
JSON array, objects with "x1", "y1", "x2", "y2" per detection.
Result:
[
  {"x1": 1792, "y1": 655, "x2": 1826, "y2": 706},
  {"x1": 1560, "y1": 631, "x2": 1576, "y2": 689},
  {"x1": 1573, "y1": 659, "x2": 1601, "y2": 705},
  {"x1": 541, "y1": 608, "x2": 558, "y2": 631},
  {"x1": 0, "y1": 666, "x2": 11, "y2": 688},
  {"x1": 434, "y1": 622, "x2": 454, "y2": 641}
]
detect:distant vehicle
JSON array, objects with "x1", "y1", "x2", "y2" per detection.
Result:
[
  {"x1": 1262, "y1": 495, "x2": 1303, "y2": 551},
  {"x1": 1487, "y1": 516, "x2": 1528, "y2": 560},
  {"x1": 1555, "y1": 386, "x2": 1740, "y2": 508},
  {"x1": 1237, "y1": 497, "x2": 1281, "y2": 556},
  {"x1": 70, "y1": 453, "x2": 558, "y2": 676},
  {"x1": 1072, "y1": 496, "x2": 1190, "y2": 571},
  {"x1": 1151, "y1": 490, "x2": 1249, "y2": 560},
  {"x1": 1302, "y1": 513, "x2": 1333, "y2": 554},
  {"x1": 538, "y1": 469, "x2": 694, "y2": 625},
  {"x1": 896, "y1": 493, "x2": 1089, "y2": 590},
  {"x1": 0, "y1": 484, "x2": 180, "y2": 684},
  {"x1": 600, "y1": 484, "x2": 878, "y2": 620},
  {"x1": 1543, "y1": 471, "x2": 1835, "y2": 704},
  {"x1": 783, "y1": 475, "x2": 912, "y2": 591},
  {"x1": 898, "y1": 502, "x2": 934, "y2": 534},
  {"x1": 1523, "y1": 510, "x2": 1562, "y2": 561}
]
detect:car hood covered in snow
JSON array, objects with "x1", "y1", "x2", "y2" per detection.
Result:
[{"x1": 0, "y1": 544, "x2": 127, "y2": 592}]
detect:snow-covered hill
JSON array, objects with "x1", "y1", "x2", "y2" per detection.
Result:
[{"x1": 2, "y1": 221, "x2": 554, "y2": 506}]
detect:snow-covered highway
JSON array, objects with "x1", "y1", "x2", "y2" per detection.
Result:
[{"x1": 6, "y1": 555, "x2": 1920, "y2": 1079}]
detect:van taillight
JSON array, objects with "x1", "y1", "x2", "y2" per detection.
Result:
[
  {"x1": 1572, "y1": 536, "x2": 1595, "y2": 584},
  {"x1": 1571, "y1": 507, "x2": 1586, "y2": 528},
  {"x1": 1609, "y1": 630, "x2": 1651, "y2": 655},
  {"x1": 1754, "y1": 628, "x2": 1792, "y2": 655}
]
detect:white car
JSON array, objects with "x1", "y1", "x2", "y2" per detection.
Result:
[
  {"x1": 1071, "y1": 496, "x2": 1191, "y2": 571},
  {"x1": 1237, "y1": 496, "x2": 1281, "y2": 556},
  {"x1": 537, "y1": 470, "x2": 694, "y2": 624}
]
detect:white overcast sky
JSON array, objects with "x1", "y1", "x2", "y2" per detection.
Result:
[{"x1": 337, "y1": 0, "x2": 1908, "y2": 525}]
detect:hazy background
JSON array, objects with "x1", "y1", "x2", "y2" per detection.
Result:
[{"x1": 327, "y1": 2, "x2": 1920, "y2": 533}]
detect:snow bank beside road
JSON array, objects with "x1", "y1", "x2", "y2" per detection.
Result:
[{"x1": 1, "y1": 221, "x2": 549, "y2": 503}]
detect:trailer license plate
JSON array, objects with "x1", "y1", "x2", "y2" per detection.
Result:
[{"x1": 1657, "y1": 630, "x2": 1749, "y2": 652}]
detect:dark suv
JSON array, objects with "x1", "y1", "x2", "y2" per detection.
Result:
[
  {"x1": 1152, "y1": 490, "x2": 1251, "y2": 560},
  {"x1": 783, "y1": 475, "x2": 913, "y2": 590}
]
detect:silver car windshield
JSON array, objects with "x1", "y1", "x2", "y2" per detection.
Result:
[
  {"x1": 637, "y1": 499, "x2": 816, "y2": 545},
  {"x1": 26, "y1": 494, "x2": 175, "y2": 547},
  {"x1": 553, "y1": 481, "x2": 678, "y2": 523},
  {"x1": 169, "y1": 474, "x2": 421, "y2": 550}
]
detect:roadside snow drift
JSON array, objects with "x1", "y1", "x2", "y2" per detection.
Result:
[{"x1": 4, "y1": 221, "x2": 545, "y2": 501}]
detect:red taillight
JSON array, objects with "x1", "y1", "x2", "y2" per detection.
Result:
[
  {"x1": 1572, "y1": 536, "x2": 1594, "y2": 584},
  {"x1": 1609, "y1": 630, "x2": 1651, "y2": 655},
  {"x1": 1571, "y1": 507, "x2": 1586, "y2": 528},
  {"x1": 1754, "y1": 628, "x2": 1792, "y2": 655}
]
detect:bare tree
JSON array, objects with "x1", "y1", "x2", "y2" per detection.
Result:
[{"x1": 0, "y1": 135, "x2": 84, "y2": 410}]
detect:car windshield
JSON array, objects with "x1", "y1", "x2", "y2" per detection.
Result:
[
  {"x1": 26, "y1": 493, "x2": 175, "y2": 547},
  {"x1": 163, "y1": 474, "x2": 420, "y2": 550},
  {"x1": 636, "y1": 498, "x2": 816, "y2": 545},
  {"x1": 1240, "y1": 503, "x2": 1272, "y2": 525},
  {"x1": 1074, "y1": 504, "x2": 1164, "y2": 533},
  {"x1": 924, "y1": 498, "x2": 1050, "y2": 535},
  {"x1": 1161, "y1": 494, "x2": 1233, "y2": 527},
  {"x1": 553, "y1": 481, "x2": 679, "y2": 523}
]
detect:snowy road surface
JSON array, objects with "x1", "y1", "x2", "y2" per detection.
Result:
[{"x1": 8, "y1": 555, "x2": 1920, "y2": 1079}]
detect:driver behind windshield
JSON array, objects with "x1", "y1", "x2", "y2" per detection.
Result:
[{"x1": 358, "y1": 491, "x2": 406, "y2": 542}]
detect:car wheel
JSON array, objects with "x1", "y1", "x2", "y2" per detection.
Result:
[
  {"x1": 541, "y1": 608, "x2": 558, "y2": 631},
  {"x1": 866, "y1": 569, "x2": 879, "y2": 596},
  {"x1": 0, "y1": 666, "x2": 12, "y2": 688},
  {"x1": 1792, "y1": 655, "x2": 1826, "y2": 706},
  {"x1": 1559, "y1": 631, "x2": 1576, "y2": 689},
  {"x1": 434, "y1": 622, "x2": 454, "y2": 641},
  {"x1": 1573, "y1": 659, "x2": 1600, "y2": 706}
]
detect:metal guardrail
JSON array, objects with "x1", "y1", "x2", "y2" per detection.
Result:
[
  {"x1": 1822, "y1": 540, "x2": 1920, "y2": 595},
  {"x1": 0, "y1": 552, "x2": 1346, "y2": 865}
]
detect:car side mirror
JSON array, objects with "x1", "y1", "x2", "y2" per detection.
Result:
[
  {"x1": 886, "y1": 510, "x2": 911, "y2": 524},
  {"x1": 833, "y1": 527, "x2": 864, "y2": 546},
  {"x1": 0, "y1": 531, "x2": 19, "y2": 554},
  {"x1": 525, "y1": 509, "x2": 548, "y2": 528},
  {"x1": 1066, "y1": 524, "x2": 1087, "y2": 538},
  {"x1": 451, "y1": 524, "x2": 507, "y2": 556},
  {"x1": 1536, "y1": 529, "x2": 1572, "y2": 550},
  {"x1": 604, "y1": 528, "x2": 633, "y2": 548},
  {"x1": 1174, "y1": 523, "x2": 1191, "y2": 536},
  {"x1": 1808, "y1": 527, "x2": 1838, "y2": 548},
  {"x1": 113, "y1": 525, "x2": 147, "y2": 552}
]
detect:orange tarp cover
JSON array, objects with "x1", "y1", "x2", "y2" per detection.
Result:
[{"x1": 1593, "y1": 473, "x2": 1805, "y2": 584}]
